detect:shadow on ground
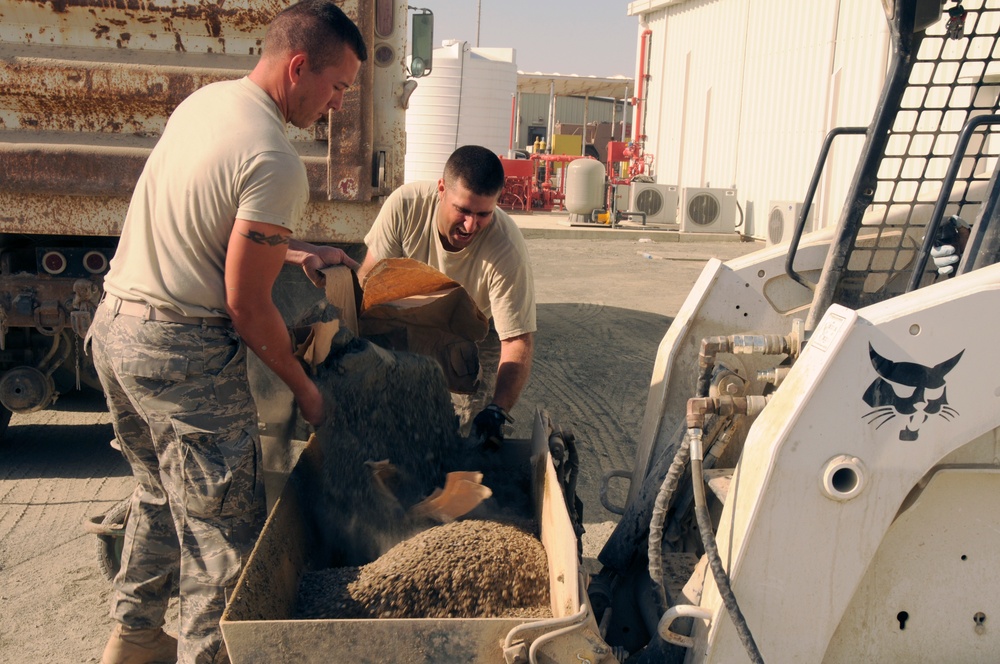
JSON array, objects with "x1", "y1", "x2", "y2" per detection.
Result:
[{"x1": 511, "y1": 302, "x2": 672, "y2": 520}]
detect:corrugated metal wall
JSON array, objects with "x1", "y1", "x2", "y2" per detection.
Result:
[
  {"x1": 631, "y1": 0, "x2": 889, "y2": 238},
  {"x1": 516, "y1": 94, "x2": 626, "y2": 148}
]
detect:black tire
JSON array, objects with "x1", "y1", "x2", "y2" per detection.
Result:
[{"x1": 96, "y1": 496, "x2": 130, "y2": 582}]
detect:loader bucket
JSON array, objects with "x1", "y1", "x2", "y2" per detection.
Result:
[{"x1": 221, "y1": 410, "x2": 607, "y2": 663}]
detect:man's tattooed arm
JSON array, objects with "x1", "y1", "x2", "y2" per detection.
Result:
[{"x1": 240, "y1": 229, "x2": 289, "y2": 246}]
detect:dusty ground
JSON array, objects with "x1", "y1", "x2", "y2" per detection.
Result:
[{"x1": 0, "y1": 231, "x2": 757, "y2": 662}]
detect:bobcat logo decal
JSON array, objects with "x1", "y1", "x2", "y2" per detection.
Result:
[{"x1": 862, "y1": 344, "x2": 963, "y2": 441}]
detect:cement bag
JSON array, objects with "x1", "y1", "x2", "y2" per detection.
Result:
[{"x1": 360, "y1": 258, "x2": 488, "y2": 394}]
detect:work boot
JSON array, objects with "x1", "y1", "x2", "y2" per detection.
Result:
[{"x1": 100, "y1": 623, "x2": 177, "y2": 664}]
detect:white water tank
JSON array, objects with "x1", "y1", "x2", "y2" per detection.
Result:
[
  {"x1": 565, "y1": 158, "x2": 606, "y2": 215},
  {"x1": 404, "y1": 41, "x2": 517, "y2": 183}
]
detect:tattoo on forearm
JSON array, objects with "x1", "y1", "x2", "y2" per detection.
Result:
[{"x1": 240, "y1": 230, "x2": 289, "y2": 246}]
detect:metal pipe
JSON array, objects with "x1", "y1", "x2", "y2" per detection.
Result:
[
  {"x1": 45, "y1": 331, "x2": 73, "y2": 382},
  {"x1": 616, "y1": 211, "x2": 647, "y2": 227},
  {"x1": 547, "y1": 80, "x2": 555, "y2": 149},
  {"x1": 528, "y1": 611, "x2": 591, "y2": 664},
  {"x1": 508, "y1": 94, "x2": 516, "y2": 157},
  {"x1": 784, "y1": 126, "x2": 867, "y2": 291},
  {"x1": 756, "y1": 366, "x2": 791, "y2": 388},
  {"x1": 658, "y1": 604, "x2": 713, "y2": 648},
  {"x1": 696, "y1": 334, "x2": 792, "y2": 399},
  {"x1": 504, "y1": 575, "x2": 593, "y2": 664},
  {"x1": 686, "y1": 396, "x2": 770, "y2": 430},
  {"x1": 503, "y1": 589, "x2": 589, "y2": 651},
  {"x1": 515, "y1": 91, "x2": 523, "y2": 152},
  {"x1": 36, "y1": 330, "x2": 67, "y2": 375},
  {"x1": 633, "y1": 29, "x2": 652, "y2": 145}
]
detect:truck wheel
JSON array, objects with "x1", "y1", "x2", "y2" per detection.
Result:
[{"x1": 95, "y1": 496, "x2": 130, "y2": 582}]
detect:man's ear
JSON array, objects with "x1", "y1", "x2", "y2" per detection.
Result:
[{"x1": 288, "y1": 53, "x2": 307, "y2": 82}]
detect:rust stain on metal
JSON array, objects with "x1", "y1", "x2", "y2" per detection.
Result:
[
  {"x1": 336, "y1": 177, "x2": 359, "y2": 199},
  {"x1": 0, "y1": 192, "x2": 130, "y2": 237},
  {"x1": 34, "y1": 0, "x2": 286, "y2": 34},
  {"x1": 0, "y1": 57, "x2": 243, "y2": 133},
  {"x1": 1, "y1": 146, "x2": 147, "y2": 198}
]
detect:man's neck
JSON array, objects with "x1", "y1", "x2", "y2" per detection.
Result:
[{"x1": 248, "y1": 62, "x2": 290, "y2": 124}]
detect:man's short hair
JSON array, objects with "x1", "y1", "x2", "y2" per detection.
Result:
[
  {"x1": 444, "y1": 145, "x2": 506, "y2": 197},
  {"x1": 265, "y1": 0, "x2": 368, "y2": 71}
]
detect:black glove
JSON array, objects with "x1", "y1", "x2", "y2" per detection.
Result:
[{"x1": 472, "y1": 403, "x2": 513, "y2": 448}]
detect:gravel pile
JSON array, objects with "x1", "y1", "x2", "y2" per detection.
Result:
[{"x1": 296, "y1": 519, "x2": 552, "y2": 619}]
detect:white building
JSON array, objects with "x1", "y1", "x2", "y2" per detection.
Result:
[{"x1": 627, "y1": 0, "x2": 891, "y2": 239}]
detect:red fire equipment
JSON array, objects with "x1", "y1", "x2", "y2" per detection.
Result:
[
  {"x1": 498, "y1": 153, "x2": 595, "y2": 213},
  {"x1": 498, "y1": 157, "x2": 534, "y2": 211},
  {"x1": 606, "y1": 141, "x2": 654, "y2": 185},
  {"x1": 604, "y1": 29, "x2": 655, "y2": 190}
]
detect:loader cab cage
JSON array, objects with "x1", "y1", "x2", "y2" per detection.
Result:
[{"x1": 806, "y1": 0, "x2": 1000, "y2": 330}]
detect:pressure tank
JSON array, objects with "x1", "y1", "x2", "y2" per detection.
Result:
[
  {"x1": 404, "y1": 41, "x2": 517, "y2": 183},
  {"x1": 565, "y1": 159, "x2": 606, "y2": 215}
]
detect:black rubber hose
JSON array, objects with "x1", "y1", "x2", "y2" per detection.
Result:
[{"x1": 690, "y1": 437, "x2": 765, "y2": 664}]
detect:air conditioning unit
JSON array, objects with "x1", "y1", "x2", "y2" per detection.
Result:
[
  {"x1": 680, "y1": 187, "x2": 737, "y2": 233},
  {"x1": 765, "y1": 200, "x2": 815, "y2": 246},
  {"x1": 629, "y1": 183, "x2": 679, "y2": 225}
]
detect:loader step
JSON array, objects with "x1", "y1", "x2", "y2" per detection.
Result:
[{"x1": 704, "y1": 468, "x2": 734, "y2": 505}]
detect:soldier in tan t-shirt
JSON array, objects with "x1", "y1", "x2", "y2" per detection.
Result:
[
  {"x1": 359, "y1": 145, "x2": 537, "y2": 445},
  {"x1": 89, "y1": 3, "x2": 367, "y2": 663}
]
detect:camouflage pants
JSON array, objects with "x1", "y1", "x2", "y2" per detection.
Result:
[
  {"x1": 89, "y1": 300, "x2": 265, "y2": 664},
  {"x1": 451, "y1": 328, "x2": 500, "y2": 436}
]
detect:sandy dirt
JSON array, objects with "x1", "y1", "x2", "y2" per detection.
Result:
[{"x1": 0, "y1": 232, "x2": 757, "y2": 662}]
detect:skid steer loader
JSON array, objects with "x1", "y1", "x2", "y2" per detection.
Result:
[{"x1": 592, "y1": 1, "x2": 1000, "y2": 662}]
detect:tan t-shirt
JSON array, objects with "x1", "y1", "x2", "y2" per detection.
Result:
[
  {"x1": 103, "y1": 77, "x2": 308, "y2": 318},
  {"x1": 364, "y1": 181, "x2": 536, "y2": 340}
]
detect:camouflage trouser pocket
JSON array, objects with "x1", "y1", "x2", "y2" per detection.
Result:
[
  {"x1": 178, "y1": 425, "x2": 258, "y2": 520},
  {"x1": 114, "y1": 334, "x2": 191, "y2": 382},
  {"x1": 119, "y1": 354, "x2": 190, "y2": 382}
]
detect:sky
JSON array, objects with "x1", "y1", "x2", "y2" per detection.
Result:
[{"x1": 415, "y1": 1, "x2": 638, "y2": 79}]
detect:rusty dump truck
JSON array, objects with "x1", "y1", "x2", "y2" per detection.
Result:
[{"x1": 0, "y1": 0, "x2": 430, "y2": 436}]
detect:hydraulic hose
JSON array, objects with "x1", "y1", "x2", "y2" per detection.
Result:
[
  {"x1": 646, "y1": 430, "x2": 693, "y2": 608},
  {"x1": 689, "y1": 429, "x2": 765, "y2": 664}
]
